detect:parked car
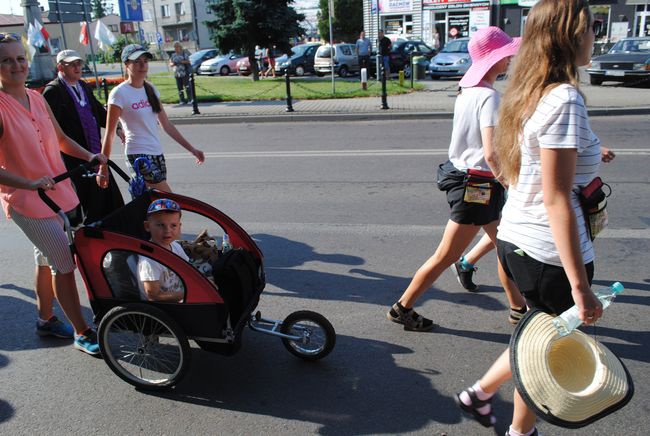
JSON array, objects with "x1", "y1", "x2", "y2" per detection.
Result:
[
  {"x1": 276, "y1": 43, "x2": 321, "y2": 76},
  {"x1": 426, "y1": 37, "x2": 471, "y2": 80},
  {"x1": 198, "y1": 53, "x2": 246, "y2": 76},
  {"x1": 189, "y1": 49, "x2": 219, "y2": 74},
  {"x1": 389, "y1": 39, "x2": 436, "y2": 77},
  {"x1": 586, "y1": 37, "x2": 650, "y2": 86},
  {"x1": 314, "y1": 43, "x2": 359, "y2": 77}
]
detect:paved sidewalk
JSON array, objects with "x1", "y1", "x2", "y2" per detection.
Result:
[{"x1": 164, "y1": 77, "x2": 650, "y2": 124}]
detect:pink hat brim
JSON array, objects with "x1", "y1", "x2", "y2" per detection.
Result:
[{"x1": 458, "y1": 37, "x2": 521, "y2": 88}]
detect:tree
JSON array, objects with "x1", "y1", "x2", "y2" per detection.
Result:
[
  {"x1": 206, "y1": 0, "x2": 305, "y2": 81},
  {"x1": 91, "y1": 0, "x2": 107, "y2": 20},
  {"x1": 317, "y1": 0, "x2": 363, "y2": 44}
]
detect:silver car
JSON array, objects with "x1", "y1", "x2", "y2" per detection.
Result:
[
  {"x1": 314, "y1": 43, "x2": 359, "y2": 77},
  {"x1": 427, "y1": 38, "x2": 471, "y2": 80}
]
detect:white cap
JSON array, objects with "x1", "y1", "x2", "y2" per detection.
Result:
[{"x1": 56, "y1": 49, "x2": 83, "y2": 64}]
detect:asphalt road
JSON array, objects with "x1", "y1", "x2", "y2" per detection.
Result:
[{"x1": 1, "y1": 117, "x2": 648, "y2": 435}]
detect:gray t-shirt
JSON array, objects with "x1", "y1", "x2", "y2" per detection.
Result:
[
  {"x1": 356, "y1": 38, "x2": 372, "y2": 56},
  {"x1": 448, "y1": 86, "x2": 499, "y2": 172}
]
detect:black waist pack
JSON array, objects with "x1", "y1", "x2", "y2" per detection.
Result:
[{"x1": 436, "y1": 160, "x2": 466, "y2": 191}]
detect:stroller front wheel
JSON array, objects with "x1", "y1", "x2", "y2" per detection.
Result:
[
  {"x1": 280, "y1": 310, "x2": 336, "y2": 361},
  {"x1": 98, "y1": 304, "x2": 191, "y2": 390}
]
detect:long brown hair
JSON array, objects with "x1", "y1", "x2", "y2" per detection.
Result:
[{"x1": 495, "y1": 0, "x2": 591, "y2": 185}]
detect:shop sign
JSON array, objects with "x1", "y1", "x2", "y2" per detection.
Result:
[
  {"x1": 469, "y1": 8, "x2": 491, "y2": 35},
  {"x1": 378, "y1": 0, "x2": 413, "y2": 13},
  {"x1": 518, "y1": 0, "x2": 538, "y2": 7},
  {"x1": 449, "y1": 15, "x2": 470, "y2": 38},
  {"x1": 423, "y1": 0, "x2": 490, "y2": 11}
]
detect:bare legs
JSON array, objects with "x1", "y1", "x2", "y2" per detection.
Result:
[
  {"x1": 474, "y1": 348, "x2": 537, "y2": 433},
  {"x1": 147, "y1": 180, "x2": 172, "y2": 193},
  {"x1": 35, "y1": 266, "x2": 89, "y2": 335},
  {"x1": 399, "y1": 220, "x2": 481, "y2": 308},
  {"x1": 398, "y1": 219, "x2": 526, "y2": 310},
  {"x1": 462, "y1": 233, "x2": 494, "y2": 265}
]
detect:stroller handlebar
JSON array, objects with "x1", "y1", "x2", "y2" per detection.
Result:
[{"x1": 37, "y1": 158, "x2": 129, "y2": 214}]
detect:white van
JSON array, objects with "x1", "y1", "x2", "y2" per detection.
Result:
[{"x1": 313, "y1": 44, "x2": 359, "y2": 77}]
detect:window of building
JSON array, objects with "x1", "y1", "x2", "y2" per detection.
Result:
[
  {"x1": 143, "y1": 10, "x2": 152, "y2": 22},
  {"x1": 109, "y1": 24, "x2": 118, "y2": 33},
  {"x1": 178, "y1": 28, "x2": 191, "y2": 42},
  {"x1": 162, "y1": 4, "x2": 171, "y2": 17},
  {"x1": 206, "y1": 0, "x2": 215, "y2": 14},
  {"x1": 175, "y1": 2, "x2": 186, "y2": 17}
]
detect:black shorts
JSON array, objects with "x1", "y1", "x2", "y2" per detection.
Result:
[
  {"x1": 497, "y1": 239, "x2": 594, "y2": 315},
  {"x1": 126, "y1": 154, "x2": 167, "y2": 184},
  {"x1": 446, "y1": 179, "x2": 505, "y2": 225}
]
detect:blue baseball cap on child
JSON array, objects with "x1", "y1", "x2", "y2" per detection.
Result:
[
  {"x1": 147, "y1": 199, "x2": 181, "y2": 216},
  {"x1": 121, "y1": 44, "x2": 154, "y2": 63}
]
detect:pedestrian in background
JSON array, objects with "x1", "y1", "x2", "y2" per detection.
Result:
[
  {"x1": 99, "y1": 44, "x2": 204, "y2": 194},
  {"x1": 456, "y1": 1, "x2": 610, "y2": 434},
  {"x1": 169, "y1": 41, "x2": 192, "y2": 104},
  {"x1": 386, "y1": 27, "x2": 521, "y2": 332},
  {"x1": 43, "y1": 49, "x2": 125, "y2": 225},
  {"x1": 0, "y1": 33, "x2": 105, "y2": 355},
  {"x1": 263, "y1": 45, "x2": 277, "y2": 78},
  {"x1": 355, "y1": 31, "x2": 372, "y2": 72},
  {"x1": 378, "y1": 30, "x2": 392, "y2": 76}
]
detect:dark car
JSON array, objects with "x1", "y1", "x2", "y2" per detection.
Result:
[
  {"x1": 388, "y1": 40, "x2": 436, "y2": 77},
  {"x1": 189, "y1": 49, "x2": 219, "y2": 74},
  {"x1": 586, "y1": 37, "x2": 650, "y2": 86},
  {"x1": 276, "y1": 43, "x2": 321, "y2": 76}
]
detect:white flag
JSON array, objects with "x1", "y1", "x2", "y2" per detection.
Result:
[
  {"x1": 27, "y1": 22, "x2": 46, "y2": 48},
  {"x1": 94, "y1": 19, "x2": 117, "y2": 51}
]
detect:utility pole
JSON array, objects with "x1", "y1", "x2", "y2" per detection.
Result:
[{"x1": 328, "y1": 0, "x2": 335, "y2": 94}]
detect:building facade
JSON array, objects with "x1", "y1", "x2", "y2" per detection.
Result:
[
  {"x1": 140, "y1": 0, "x2": 214, "y2": 54},
  {"x1": 362, "y1": 0, "x2": 643, "y2": 49}
]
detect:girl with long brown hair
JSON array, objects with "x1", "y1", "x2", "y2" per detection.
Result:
[{"x1": 456, "y1": 1, "x2": 611, "y2": 434}]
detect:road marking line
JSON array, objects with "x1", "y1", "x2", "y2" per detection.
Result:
[{"x1": 163, "y1": 148, "x2": 650, "y2": 159}]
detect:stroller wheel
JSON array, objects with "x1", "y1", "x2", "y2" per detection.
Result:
[
  {"x1": 98, "y1": 304, "x2": 191, "y2": 390},
  {"x1": 280, "y1": 310, "x2": 336, "y2": 361}
]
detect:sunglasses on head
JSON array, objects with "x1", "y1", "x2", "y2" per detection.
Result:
[
  {"x1": 592, "y1": 20, "x2": 603, "y2": 38},
  {"x1": 0, "y1": 33, "x2": 21, "y2": 43}
]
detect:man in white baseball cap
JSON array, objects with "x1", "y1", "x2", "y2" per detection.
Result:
[{"x1": 55, "y1": 49, "x2": 83, "y2": 64}]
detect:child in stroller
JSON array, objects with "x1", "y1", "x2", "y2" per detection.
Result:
[{"x1": 138, "y1": 198, "x2": 188, "y2": 302}]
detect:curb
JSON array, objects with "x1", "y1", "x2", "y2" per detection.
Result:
[{"x1": 168, "y1": 106, "x2": 650, "y2": 125}]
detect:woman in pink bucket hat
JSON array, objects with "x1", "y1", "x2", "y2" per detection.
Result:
[{"x1": 386, "y1": 26, "x2": 524, "y2": 332}]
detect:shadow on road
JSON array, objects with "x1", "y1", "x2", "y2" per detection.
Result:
[
  {"x1": 144, "y1": 333, "x2": 460, "y2": 435},
  {"x1": 255, "y1": 233, "x2": 508, "y2": 312},
  {"x1": 0, "y1": 283, "x2": 93, "y2": 352}
]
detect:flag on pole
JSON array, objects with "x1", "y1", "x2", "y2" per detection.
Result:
[
  {"x1": 27, "y1": 22, "x2": 46, "y2": 48},
  {"x1": 94, "y1": 19, "x2": 117, "y2": 51},
  {"x1": 33, "y1": 19, "x2": 50, "y2": 51},
  {"x1": 80, "y1": 22, "x2": 90, "y2": 46}
]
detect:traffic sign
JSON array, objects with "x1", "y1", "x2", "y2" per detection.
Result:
[
  {"x1": 118, "y1": 0, "x2": 144, "y2": 22},
  {"x1": 156, "y1": 32, "x2": 163, "y2": 44},
  {"x1": 48, "y1": 0, "x2": 91, "y2": 23}
]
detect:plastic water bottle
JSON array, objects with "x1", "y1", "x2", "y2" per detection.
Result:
[
  {"x1": 552, "y1": 282, "x2": 624, "y2": 337},
  {"x1": 221, "y1": 233, "x2": 233, "y2": 254}
]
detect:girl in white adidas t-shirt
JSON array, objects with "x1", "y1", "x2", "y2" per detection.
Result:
[
  {"x1": 98, "y1": 44, "x2": 205, "y2": 193},
  {"x1": 456, "y1": 2, "x2": 615, "y2": 435}
]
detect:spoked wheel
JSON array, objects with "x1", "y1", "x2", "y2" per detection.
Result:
[
  {"x1": 98, "y1": 304, "x2": 191, "y2": 390},
  {"x1": 280, "y1": 310, "x2": 335, "y2": 361}
]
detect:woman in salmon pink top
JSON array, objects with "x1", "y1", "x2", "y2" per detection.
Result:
[{"x1": 0, "y1": 33, "x2": 106, "y2": 355}]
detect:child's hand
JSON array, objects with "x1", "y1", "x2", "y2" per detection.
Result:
[
  {"x1": 601, "y1": 146, "x2": 615, "y2": 163},
  {"x1": 192, "y1": 148, "x2": 205, "y2": 164}
]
